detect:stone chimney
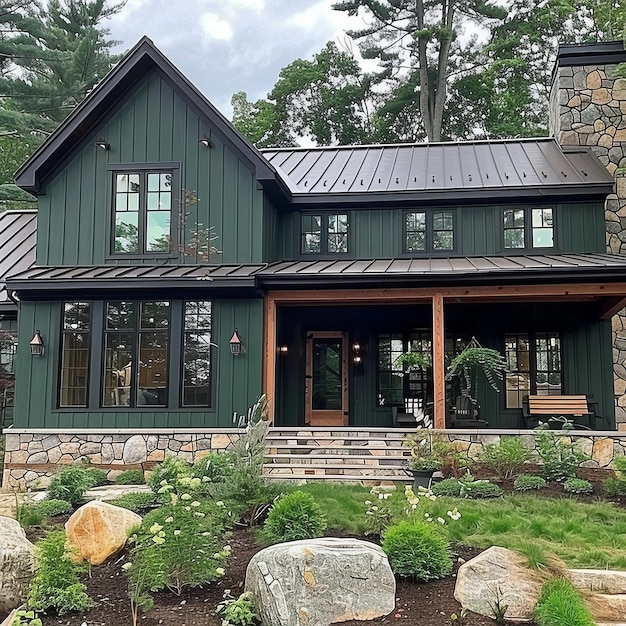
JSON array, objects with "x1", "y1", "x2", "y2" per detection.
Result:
[{"x1": 550, "y1": 41, "x2": 626, "y2": 426}]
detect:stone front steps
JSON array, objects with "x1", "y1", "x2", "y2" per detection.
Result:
[{"x1": 566, "y1": 570, "x2": 626, "y2": 624}]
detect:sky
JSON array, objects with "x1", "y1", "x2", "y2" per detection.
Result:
[{"x1": 107, "y1": 0, "x2": 361, "y2": 119}]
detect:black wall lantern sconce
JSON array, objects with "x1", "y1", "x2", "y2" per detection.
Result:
[
  {"x1": 352, "y1": 342, "x2": 363, "y2": 365},
  {"x1": 95, "y1": 140, "x2": 110, "y2": 150},
  {"x1": 278, "y1": 345, "x2": 288, "y2": 355},
  {"x1": 230, "y1": 329, "x2": 242, "y2": 356},
  {"x1": 30, "y1": 330, "x2": 44, "y2": 356},
  {"x1": 199, "y1": 136, "x2": 213, "y2": 148}
]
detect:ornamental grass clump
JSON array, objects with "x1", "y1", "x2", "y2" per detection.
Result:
[
  {"x1": 262, "y1": 490, "x2": 327, "y2": 543},
  {"x1": 534, "y1": 577, "x2": 595, "y2": 626},
  {"x1": 478, "y1": 436, "x2": 534, "y2": 480},
  {"x1": 382, "y1": 519, "x2": 452, "y2": 581},
  {"x1": 47, "y1": 466, "x2": 100, "y2": 508}
]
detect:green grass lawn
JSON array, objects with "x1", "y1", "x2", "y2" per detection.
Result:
[{"x1": 296, "y1": 482, "x2": 626, "y2": 570}]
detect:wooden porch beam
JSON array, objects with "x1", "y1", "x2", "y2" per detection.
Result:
[
  {"x1": 268, "y1": 283, "x2": 626, "y2": 304},
  {"x1": 263, "y1": 294, "x2": 277, "y2": 423},
  {"x1": 432, "y1": 292, "x2": 446, "y2": 429},
  {"x1": 600, "y1": 297, "x2": 626, "y2": 320}
]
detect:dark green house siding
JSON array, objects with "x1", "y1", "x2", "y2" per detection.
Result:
[
  {"x1": 277, "y1": 203, "x2": 605, "y2": 259},
  {"x1": 14, "y1": 298, "x2": 264, "y2": 429},
  {"x1": 35, "y1": 70, "x2": 269, "y2": 267}
]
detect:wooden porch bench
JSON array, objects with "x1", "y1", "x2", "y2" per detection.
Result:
[{"x1": 522, "y1": 394, "x2": 597, "y2": 429}]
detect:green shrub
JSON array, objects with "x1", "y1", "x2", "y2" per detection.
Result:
[
  {"x1": 35, "y1": 499, "x2": 72, "y2": 517},
  {"x1": 431, "y1": 474, "x2": 503, "y2": 499},
  {"x1": 382, "y1": 519, "x2": 452, "y2": 581},
  {"x1": 514, "y1": 474, "x2": 546, "y2": 492},
  {"x1": 431, "y1": 478, "x2": 462, "y2": 497},
  {"x1": 27, "y1": 530, "x2": 92, "y2": 615},
  {"x1": 147, "y1": 456, "x2": 193, "y2": 496},
  {"x1": 84, "y1": 467, "x2": 109, "y2": 487},
  {"x1": 114, "y1": 470, "x2": 145, "y2": 485},
  {"x1": 563, "y1": 478, "x2": 592, "y2": 494},
  {"x1": 215, "y1": 591, "x2": 258, "y2": 626},
  {"x1": 47, "y1": 466, "x2": 96, "y2": 508},
  {"x1": 262, "y1": 490, "x2": 327, "y2": 543},
  {"x1": 16, "y1": 503, "x2": 43, "y2": 528},
  {"x1": 535, "y1": 425, "x2": 588, "y2": 482},
  {"x1": 191, "y1": 451, "x2": 235, "y2": 483},
  {"x1": 534, "y1": 577, "x2": 595, "y2": 626},
  {"x1": 107, "y1": 491, "x2": 156, "y2": 513},
  {"x1": 478, "y1": 436, "x2": 534, "y2": 480},
  {"x1": 604, "y1": 456, "x2": 626, "y2": 496}
]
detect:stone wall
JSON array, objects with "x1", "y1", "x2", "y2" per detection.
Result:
[
  {"x1": 550, "y1": 61, "x2": 626, "y2": 425},
  {"x1": 1, "y1": 430, "x2": 241, "y2": 491}
]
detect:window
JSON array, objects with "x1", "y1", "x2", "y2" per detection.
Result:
[
  {"x1": 113, "y1": 170, "x2": 173, "y2": 254},
  {"x1": 505, "y1": 332, "x2": 561, "y2": 409},
  {"x1": 377, "y1": 332, "x2": 431, "y2": 407},
  {"x1": 60, "y1": 302, "x2": 91, "y2": 407},
  {"x1": 301, "y1": 213, "x2": 349, "y2": 254},
  {"x1": 503, "y1": 208, "x2": 554, "y2": 250},
  {"x1": 405, "y1": 211, "x2": 454, "y2": 253},
  {"x1": 183, "y1": 302, "x2": 213, "y2": 406}
]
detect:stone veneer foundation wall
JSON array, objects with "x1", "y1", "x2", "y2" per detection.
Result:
[
  {"x1": 2, "y1": 428, "x2": 626, "y2": 491},
  {"x1": 550, "y1": 59, "x2": 626, "y2": 425}
]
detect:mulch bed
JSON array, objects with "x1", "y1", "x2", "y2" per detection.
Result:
[{"x1": 3, "y1": 465, "x2": 623, "y2": 626}]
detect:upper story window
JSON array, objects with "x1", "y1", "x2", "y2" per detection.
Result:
[
  {"x1": 503, "y1": 208, "x2": 554, "y2": 250},
  {"x1": 301, "y1": 213, "x2": 349, "y2": 254},
  {"x1": 113, "y1": 169, "x2": 174, "y2": 255},
  {"x1": 405, "y1": 211, "x2": 455, "y2": 253}
]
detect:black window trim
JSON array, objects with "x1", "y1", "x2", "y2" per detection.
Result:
[
  {"x1": 402, "y1": 209, "x2": 456, "y2": 255},
  {"x1": 501, "y1": 206, "x2": 557, "y2": 253},
  {"x1": 106, "y1": 162, "x2": 181, "y2": 260},
  {"x1": 299, "y1": 211, "x2": 351, "y2": 257}
]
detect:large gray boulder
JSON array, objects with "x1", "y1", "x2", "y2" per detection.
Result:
[
  {"x1": 0, "y1": 516, "x2": 36, "y2": 612},
  {"x1": 245, "y1": 538, "x2": 395, "y2": 626},
  {"x1": 454, "y1": 546, "x2": 543, "y2": 622}
]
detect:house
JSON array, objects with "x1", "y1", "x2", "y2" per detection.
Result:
[{"x1": 3, "y1": 37, "x2": 626, "y2": 489}]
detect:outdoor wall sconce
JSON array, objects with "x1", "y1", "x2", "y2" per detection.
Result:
[
  {"x1": 30, "y1": 330, "x2": 44, "y2": 356},
  {"x1": 199, "y1": 136, "x2": 213, "y2": 148},
  {"x1": 95, "y1": 140, "x2": 110, "y2": 150},
  {"x1": 278, "y1": 345, "x2": 288, "y2": 355},
  {"x1": 352, "y1": 342, "x2": 363, "y2": 365},
  {"x1": 229, "y1": 329, "x2": 242, "y2": 356}
]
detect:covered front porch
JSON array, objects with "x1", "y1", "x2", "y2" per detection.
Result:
[{"x1": 263, "y1": 284, "x2": 621, "y2": 431}]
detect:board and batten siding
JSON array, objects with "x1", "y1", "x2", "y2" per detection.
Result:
[
  {"x1": 13, "y1": 298, "x2": 264, "y2": 429},
  {"x1": 35, "y1": 70, "x2": 269, "y2": 267},
  {"x1": 278, "y1": 202, "x2": 605, "y2": 259}
]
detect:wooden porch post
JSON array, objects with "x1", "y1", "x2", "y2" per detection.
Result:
[
  {"x1": 263, "y1": 294, "x2": 276, "y2": 423},
  {"x1": 432, "y1": 292, "x2": 445, "y2": 429}
]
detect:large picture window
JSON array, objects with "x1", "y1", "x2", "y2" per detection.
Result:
[
  {"x1": 301, "y1": 213, "x2": 349, "y2": 254},
  {"x1": 60, "y1": 302, "x2": 91, "y2": 407},
  {"x1": 503, "y1": 207, "x2": 554, "y2": 250},
  {"x1": 113, "y1": 169, "x2": 174, "y2": 255},
  {"x1": 505, "y1": 332, "x2": 561, "y2": 409},
  {"x1": 405, "y1": 210, "x2": 455, "y2": 253}
]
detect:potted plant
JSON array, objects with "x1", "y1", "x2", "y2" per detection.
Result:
[{"x1": 405, "y1": 434, "x2": 442, "y2": 489}]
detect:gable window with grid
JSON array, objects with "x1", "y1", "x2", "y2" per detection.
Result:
[
  {"x1": 301, "y1": 213, "x2": 349, "y2": 254},
  {"x1": 505, "y1": 332, "x2": 561, "y2": 409},
  {"x1": 112, "y1": 167, "x2": 177, "y2": 255},
  {"x1": 503, "y1": 208, "x2": 554, "y2": 250},
  {"x1": 405, "y1": 211, "x2": 455, "y2": 253}
]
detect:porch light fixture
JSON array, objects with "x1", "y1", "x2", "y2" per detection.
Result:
[
  {"x1": 278, "y1": 345, "x2": 288, "y2": 355},
  {"x1": 229, "y1": 329, "x2": 242, "y2": 356},
  {"x1": 199, "y1": 136, "x2": 213, "y2": 148},
  {"x1": 29, "y1": 330, "x2": 44, "y2": 356},
  {"x1": 95, "y1": 140, "x2": 110, "y2": 150},
  {"x1": 352, "y1": 342, "x2": 363, "y2": 365}
]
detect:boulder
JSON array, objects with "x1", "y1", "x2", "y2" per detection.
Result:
[
  {"x1": 454, "y1": 546, "x2": 543, "y2": 621},
  {"x1": 245, "y1": 538, "x2": 395, "y2": 626},
  {"x1": 65, "y1": 501, "x2": 142, "y2": 565},
  {"x1": 0, "y1": 516, "x2": 36, "y2": 612}
]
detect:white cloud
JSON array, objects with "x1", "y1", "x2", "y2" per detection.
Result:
[
  {"x1": 226, "y1": 0, "x2": 265, "y2": 12},
  {"x1": 199, "y1": 12, "x2": 233, "y2": 41}
]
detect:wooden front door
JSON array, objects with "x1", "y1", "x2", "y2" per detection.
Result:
[{"x1": 305, "y1": 331, "x2": 348, "y2": 426}]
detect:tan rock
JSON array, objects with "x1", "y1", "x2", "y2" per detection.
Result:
[
  {"x1": 592, "y1": 438, "x2": 614, "y2": 467},
  {"x1": 592, "y1": 88, "x2": 611, "y2": 104},
  {"x1": 65, "y1": 501, "x2": 142, "y2": 565},
  {"x1": 211, "y1": 434, "x2": 231, "y2": 449},
  {"x1": 147, "y1": 449, "x2": 165, "y2": 461},
  {"x1": 618, "y1": 178, "x2": 626, "y2": 198},
  {"x1": 599, "y1": 134, "x2": 613, "y2": 148},
  {"x1": 595, "y1": 119, "x2": 606, "y2": 132},
  {"x1": 608, "y1": 162, "x2": 618, "y2": 175},
  {"x1": 567, "y1": 568, "x2": 626, "y2": 594},
  {"x1": 568, "y1": 95, "x2": 581, "y2": 107},
  {"x1": 614, "y1": 78, "x2": 626, "y2": 100},
  {"x1": 586, "y1": 593, "x2": 626, "y2": 622},
  {"x1": 615, "y1": 378, "x2": 626, "y2": 396},
  {"x1": 454, "y1": 546, "x2": 542, "y2": 621},
  {"x1": 587, "y1": 71, "x2": 602, "y2": 89},
  {"x1": 607, "y1": 125, "x2": 617, "y2": 137},
  {"x1": 614, "y1": 129, "x2": 626, "y2": 142},
  {"x1": 0, "y1": 517, "x2": 36, "y2": 612}
]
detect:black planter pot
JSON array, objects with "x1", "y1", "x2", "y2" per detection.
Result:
[{"x1": 408, "y1": 468, "x2": 435, "y2": 490}]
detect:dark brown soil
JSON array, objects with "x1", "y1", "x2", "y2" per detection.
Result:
[{"x1": 3, "y1": 466, "x2": 622, "y2": 626}]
